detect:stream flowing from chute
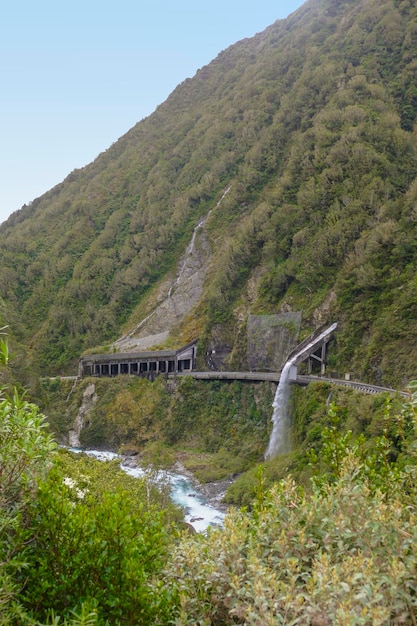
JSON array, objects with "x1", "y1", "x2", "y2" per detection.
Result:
[{"x1": 265, "y1": 323, "x2": 338, "y2": 460}]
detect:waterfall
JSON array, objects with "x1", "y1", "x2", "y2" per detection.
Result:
[
  {"x1": 265, "y1": 322, "x2": 338, "y2": 461},
  {"x1": 264, "y1": 359, "x2": 294, "y2": 460}
]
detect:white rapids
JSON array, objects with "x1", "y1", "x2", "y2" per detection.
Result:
[{"x1": 69, "y1": 449, "x2": 225, "y2": 532}]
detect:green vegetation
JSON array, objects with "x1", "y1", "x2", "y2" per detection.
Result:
[
  {"x1": 0, "y1": 335, "x2": 182, "y2": 625},
  {"x1": 21, "y1": 451, "x2": 181, "y2": 625},
  {"x1": 0, "y1": 0, "x2": 416, "y2": 388},
  {"x1": 0, "y1": 333, "x2": 57, "y2": 625},
  {"x1": 3, "y1": 324, "x2": 417, "y2": 623},
  {"x1": 225, "y1": 382, "x2": 405, "y2": 506},
  {"x1": 43, "y1": 375, "x2": 274, "y2": 480},
  {"x1": 42, "y1": 371, "x2": 409, "y2": 508},
  {"x1": 168, "y1": 417, "x2": 417, "y2": 625},
  {"x1": 3, "y1": 0, "x2": 417, "y2": 619}
]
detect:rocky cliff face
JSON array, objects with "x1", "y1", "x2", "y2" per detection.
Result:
[
  {"x1": 68, "y1": 382, "x2": 97, "y2": 447},
  {"x1": 112, "y1": 206, "x2": 213, "y2": 351}
]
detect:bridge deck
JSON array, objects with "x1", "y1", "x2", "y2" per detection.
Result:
[
  {"x1": 65, "y1": 368, "x2": 406, "y2": 396},
  {"x1": 179, "y1": 370, "x2": 281, "y2": 382},
  {"x1": 176, "y1": 371, "x2": 405, "y2": 395},
  {"x1": 296, "y1": 375, "x2": 407, "y2": 397}
]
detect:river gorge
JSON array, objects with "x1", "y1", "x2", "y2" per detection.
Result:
[{"x1": 70, "y1": 448, "x2": 226, "y2": 532}]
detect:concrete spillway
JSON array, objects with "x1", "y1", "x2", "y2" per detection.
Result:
[{"x1": 265, "y1": 323, "x2": 338, "y2": 461}]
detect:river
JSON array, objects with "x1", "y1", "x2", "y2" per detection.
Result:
[{"x1": 69, "y1": 449, "x2": 225, "y2": 532}]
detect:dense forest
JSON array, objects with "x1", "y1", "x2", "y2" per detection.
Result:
[
  {"x1": 2, "y1": 0, "x2": 417, "y2": 622},
  {"x1": 0, "y1": 0, "x2": 416, "y2": 388}
]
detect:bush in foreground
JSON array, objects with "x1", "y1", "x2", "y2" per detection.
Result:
[
  {"x1": 20, "y1": 452, "x2": 181, "y2": 625},
  {"x1": 166, "y1": 387, "x2": 417, "y2": 625}
]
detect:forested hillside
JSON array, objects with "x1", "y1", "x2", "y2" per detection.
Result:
[
  {"x1": 2, "y1": 2, "x2": 417, "y2": 622},
  {"x1": 1, "y1": 0, "x2": 416, "y2": 386}
]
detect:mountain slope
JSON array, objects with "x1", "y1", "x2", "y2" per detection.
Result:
[{"x1": 0, "y1": 0, "x2": 416, "y2": 385}]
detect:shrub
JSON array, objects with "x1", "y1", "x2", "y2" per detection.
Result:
[
  {"x1": 0, "y1": 332, "x2": 57, "y2": 624},
  {"x1": 166, "y1": 385, "x2": 417, "y2": 625},
  {"x1": 21, "y1": 454, "x2": 180, "y2": 625}
]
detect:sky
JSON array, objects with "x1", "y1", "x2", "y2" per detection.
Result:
[{"x1": 1, "y1": 0, "x2": 305, "y2": 225}]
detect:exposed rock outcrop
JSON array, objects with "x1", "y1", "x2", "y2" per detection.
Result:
[{"x1": 68, "y1": 382, "x2": 97, "y2": 447}]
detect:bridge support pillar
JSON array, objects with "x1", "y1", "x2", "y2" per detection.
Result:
[{"x1": 306, "y1": 340, "x2": 329, "y2": 375}]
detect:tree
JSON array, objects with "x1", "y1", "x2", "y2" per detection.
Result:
[{"x1": 0, "y1": 330, "x2": 57, "y2": 624}]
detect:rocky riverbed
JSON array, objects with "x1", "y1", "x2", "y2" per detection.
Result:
[
  {"x1": 75, "y1": 449, "x2": 231, "y2": 532},
  {"x1": 170, "y1": 461, "x2": 233, "y2": 512}
]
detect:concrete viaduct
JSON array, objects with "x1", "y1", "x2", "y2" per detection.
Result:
[{"x1": 77, "y1": 325, "x2": 406, "y2": 397}]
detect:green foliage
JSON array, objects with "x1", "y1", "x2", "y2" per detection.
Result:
[
  {"x1": 21, "y1": 451, "x2": 180, "y2": 625},
  {"x1": 43, "y1": 602, "x2": 99, "y2": 626},
  {"x1": 0, "y1": 324, "x2": 10, "y2": 366},
  {"x1": 4, "y1": 335, "x2": 417, "y2": 625},
  {"x1": 164, "y1": 378, "x2": 273, "y2": 473},
  {"x1": 0, "y1": 0, "x2": 416, "y2": 386},
  {"x1": 0, "y1": 335, "x2": 181, "y2": 625},
  {"x1": 225, "y1": 381, "x2": 407, "y2": 507},
  {"x1": 44, "y1": 376, "x2": 274, "y2": 480},
  {"x1": 0, "y1": 388, "x2": 57, "y2": 513},
  {"x1": 306, "y1": 398, "x2": 409, "y2": 497},
  {"x1": 224, "y1": 454, "x2": 292, "y2": 508},
  {"x1": 0, "y1": 335, "x2": 57, "y2": 624},
  {"x1": 166, "y1": 385, "x2": 417, "y2": 625},
  {"x1": 291, "y1": 381, "x2": 404, "y2": 455},
  {"x1": 170, "y1": 467, "x2": 417, "y2": 624}
]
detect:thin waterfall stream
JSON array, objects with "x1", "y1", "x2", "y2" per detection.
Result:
[
  {"x1": 265, "y1": 323, "x2": 338, "y2": 460},
  {"x1": 264, "y1": 359, "x2": 294, "y2": 460}
]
